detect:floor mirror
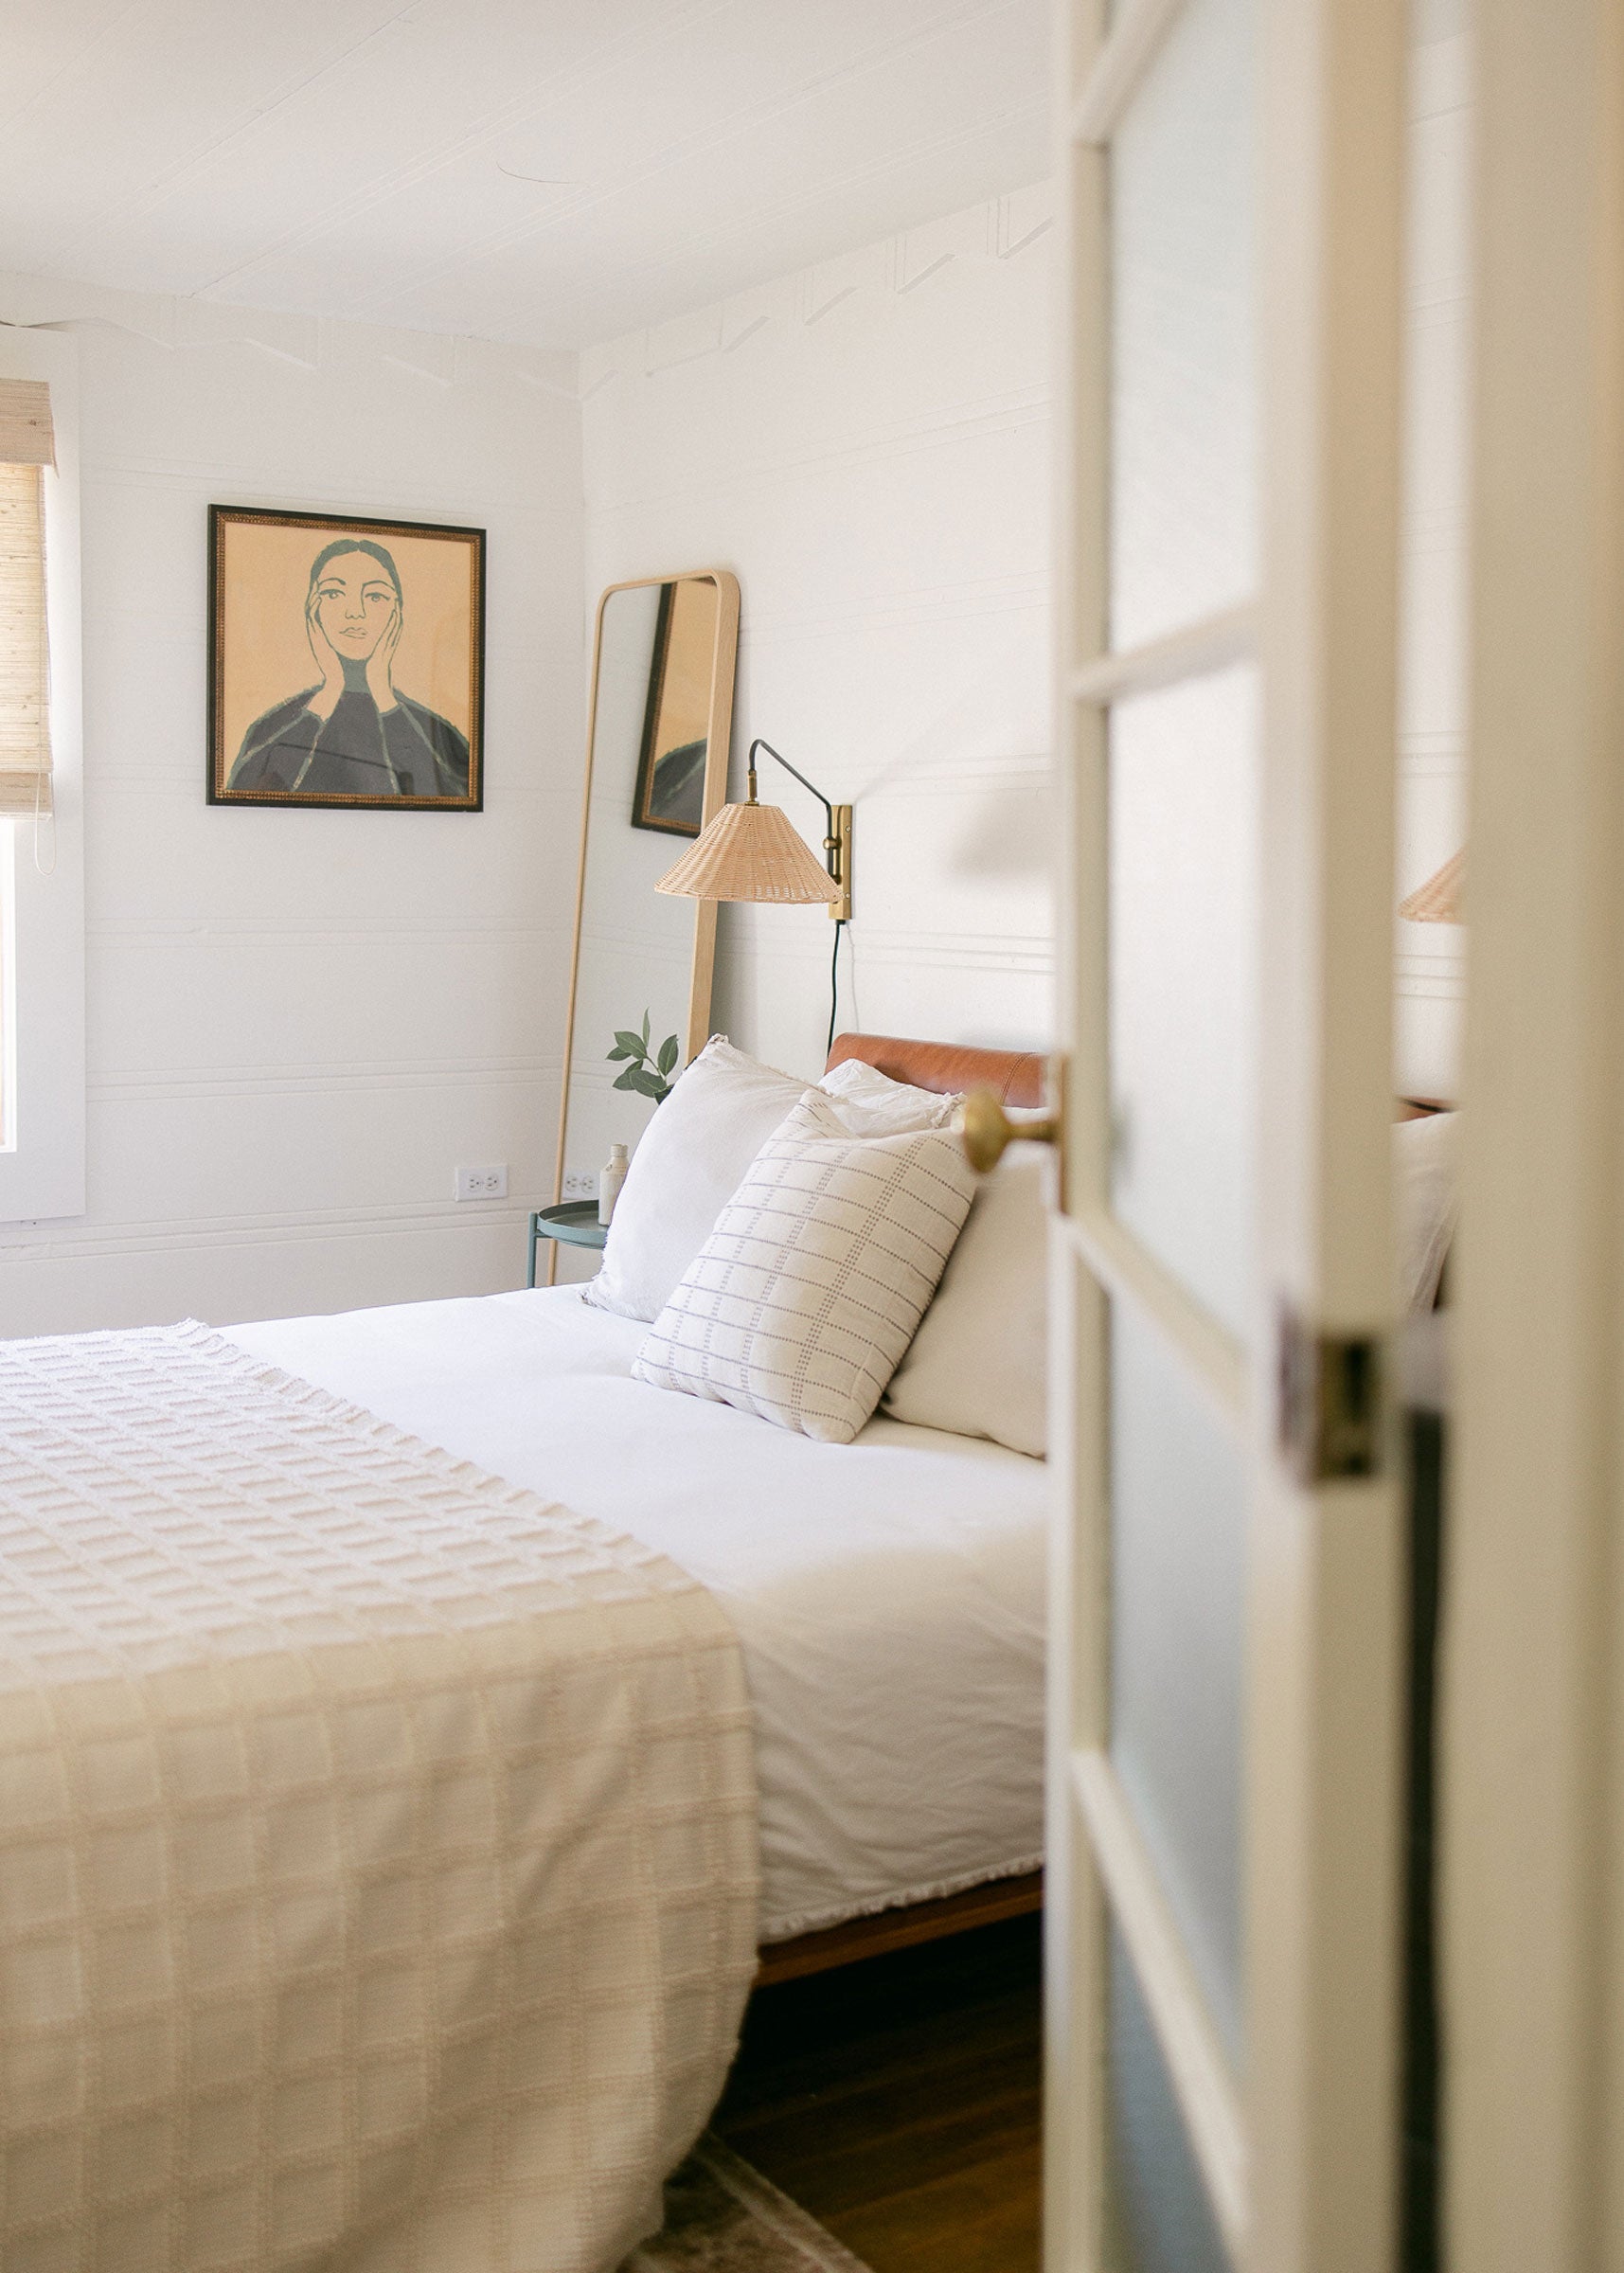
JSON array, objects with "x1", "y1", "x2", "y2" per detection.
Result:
[{"x1": 550, "y1": 570, "x2": 741, "y2": 1282}]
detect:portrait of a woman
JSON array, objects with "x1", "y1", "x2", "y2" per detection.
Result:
[{"x1": 208, "y1": 509, "x2": 485, "y2": 810}]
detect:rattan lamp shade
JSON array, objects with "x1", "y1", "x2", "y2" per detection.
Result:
[
  {"x1": 656, "y1": 797, "x2": 841, "y2": 904},
  {"x1": 1398, "y1": 848, "x2": 1464, "y2": 923}
]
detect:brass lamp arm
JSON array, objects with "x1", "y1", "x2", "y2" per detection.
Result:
[
  {"x1": 745, "y1": 738, "x2": 851, "y2": 922},
  {"x1": 747, "y1": 737, "x2": 834, "y2": 841}
]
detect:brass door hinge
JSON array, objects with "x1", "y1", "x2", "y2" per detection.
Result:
[{"x1": 1277, "y1": 1309, "x2": 1386, "y2": 1482}]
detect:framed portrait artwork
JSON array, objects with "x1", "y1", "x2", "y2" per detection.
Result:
[
  {"x1": 630, "y1": 576, "x2": 721, "y2": 836},
  {"x1": 207, "y1": 506, "x2": 485, "y2": 810}
]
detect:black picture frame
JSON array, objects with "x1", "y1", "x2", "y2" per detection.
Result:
[{"x1": 207, "y1": 504, "x2": 486, "y2": 812}]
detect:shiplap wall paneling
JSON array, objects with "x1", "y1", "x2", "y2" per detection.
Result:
[
  {"x1": 580, "y1": 187, "x2": 1057, "y2": 1076},
  {"x1": 1395, "y1": 7, "x2": 1470, "y2": 1101}
]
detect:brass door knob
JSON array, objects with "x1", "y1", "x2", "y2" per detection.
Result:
[{"x1": 956, "y1": 1088, "x2": 1062, "y2": 1174}]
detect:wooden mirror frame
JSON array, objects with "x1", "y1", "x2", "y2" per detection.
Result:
[{"x1": 551, "y1": 570, "x2": 741, "y2": 1234}]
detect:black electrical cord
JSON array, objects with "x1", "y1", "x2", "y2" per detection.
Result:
[{"x1": 827, "y1": 919, "x2": 846, "y2": 1059}]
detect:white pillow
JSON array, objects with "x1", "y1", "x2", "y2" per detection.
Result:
[
  {"x1": 584, "y1": 1037, "x2": 807, "y2": 1323},
  {"x1": 1395, "y1": 1110, "x2": 1459, "y2": 1313},
  {"x1": 883, "y1": 1147, "x2": 1049, "y2": 1458},
  {"x1": 818, "y1": 1056, "x2": 961, "y2": 1133},
  {"x1": 633, "y1": 1089, "x2": 978, "y2": 1444},
  {"x1": 874, "y1": 1112, "x2": 1453, "y2": 1457},
  {"x1": 587, "y1": 1037, "x2": 965, "y2": 1324}
]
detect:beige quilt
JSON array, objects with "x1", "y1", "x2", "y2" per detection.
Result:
[{"x1": 0, "y1": 1322, "x2": 759, "y2": 2273}]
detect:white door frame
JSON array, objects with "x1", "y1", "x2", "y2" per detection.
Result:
[
  {"x1": 1250, "y1": 0, "x2": 1408, "y2": 2263},
  {"x1": 1443, "y1": 2, "x2": 1624, "y2": 2264},
  {"x1": 1046, "y1": 0, "x2": 1408, "y2": 2264}
]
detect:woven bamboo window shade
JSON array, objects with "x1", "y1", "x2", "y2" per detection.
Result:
[{"x1": 0, "y1": 378, "x2": 55, "y2": 819}]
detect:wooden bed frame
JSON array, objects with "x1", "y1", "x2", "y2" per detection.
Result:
[
  {"x1": 752, "y1": 1031, "x2": 1047, "y2": 1985},
  {"x1": 756, "y1": 1867, "x2": 1044, "y2": 1986}
]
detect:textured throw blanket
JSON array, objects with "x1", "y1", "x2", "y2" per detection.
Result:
[{"x1": 0, "y1": 1323, "x2": 759, "y2": 2273}]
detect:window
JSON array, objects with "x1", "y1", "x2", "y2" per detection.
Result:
[
  {"x1": 0, "y1": 443, "x2": 53, "y2": 833},
  {"x1": 0, "y1": 332, "x2": 83, "y2": 1228},
  {"x1": 0, "y1": 418, "x2": 51, "y2": 1157}
]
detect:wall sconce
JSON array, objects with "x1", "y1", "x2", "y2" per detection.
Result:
[
  {"x1": 655, "y1": 739, "x2": 850, "y2": 921},
  {"x1": 656, "y1": 739, "x2": 853, "y2": 1049}
]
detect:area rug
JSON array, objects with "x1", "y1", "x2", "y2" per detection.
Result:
[{"x1": 625, "y1": 2135, "x2": 875, "y2": 2272}]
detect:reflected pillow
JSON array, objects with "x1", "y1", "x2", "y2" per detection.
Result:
[{"x1": 1395, "y1": 1109, "x2": 1459, "y2": 1313}]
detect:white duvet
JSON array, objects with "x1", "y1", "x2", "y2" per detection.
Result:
[
  {"x1": 227, "y1": 1285, "x2": 1047, "y2": 1942},
  {"x1": 0, "y1": 1319, "x2": 759, "y2": 2273}
]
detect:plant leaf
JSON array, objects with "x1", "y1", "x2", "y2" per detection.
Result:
[
  {"x1": 606, "y1": 1044, "x2": 634, "y2": 1062},
  {"x1": 613, "y1": 1029, "x2": 645, "y2": 1057},
  {"x1": 626, "y1": 1067, "x2": 667, "y2": 1100},
  {"x1": 656, "y1": 1034, "x2": 679, "y2": 1076},
  {"x1": 612, "y1": 1066, "x2": 639, "y2": 1091},
  {"x1": 641, "y1": 1009, "x2": 651, "y2": 1043}
]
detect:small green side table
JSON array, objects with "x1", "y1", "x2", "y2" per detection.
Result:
[{"x1": 527, "y1": 1201, "x2": 609, "y2": 1288}]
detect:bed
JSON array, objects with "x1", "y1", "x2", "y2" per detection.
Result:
[
  {"x1": 231, "y1": 1029, "x2": 1050, "y2": 1966},
  {"x1": 0, "y1": 1032, "x2": 1049, "y2": 2273},
  {"x1": 225, "y1": 1278, "x2": 1047, "y2": 1957}
]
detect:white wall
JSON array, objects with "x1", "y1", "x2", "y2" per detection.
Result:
[
  {"x1": 0, "y1": 277, "x2": 582, "y2": 1336},
  {"x1": 0, "y1": 76, "x2": 1465, "y2": 1337},
  {"x1": 580, "y1": 188, "x2": 1057, "y2": 1082},
  {"x1": 579, "y1": 115, "x2": 1466, "y2": 1099}
]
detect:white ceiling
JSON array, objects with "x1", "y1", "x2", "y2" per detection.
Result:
[{"x1": 0, "y1": 0, "x2": 1051, "y2": 350}]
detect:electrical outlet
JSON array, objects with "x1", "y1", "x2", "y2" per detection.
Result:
[
  {"x1": 454, "y1": 1164, "x2": 508, "y2": 1202},
  {"x1": 562, "y1": 1172, "x2": 597, "y2": 1200}
]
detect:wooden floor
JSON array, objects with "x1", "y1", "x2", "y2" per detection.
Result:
[{"x1": 712, "y1": 1914, "x2": 1043, "y2": 2273}]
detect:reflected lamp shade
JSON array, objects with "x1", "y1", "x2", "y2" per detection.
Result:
[
  {"x1": 655, "y1": 796, "x2": 841, "y2": 905},
  {"x1": 1399, "y1": 848, "x2": 1465, "y2": 924}
]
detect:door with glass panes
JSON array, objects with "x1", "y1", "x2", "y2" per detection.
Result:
[{"x1": 1042, "y1": 0, "x2": 1406, "y2": 2266}]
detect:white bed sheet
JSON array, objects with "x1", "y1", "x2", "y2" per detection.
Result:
[{"x1": 225, "y1": 1284, "x2": 1046, "y2": 1942}]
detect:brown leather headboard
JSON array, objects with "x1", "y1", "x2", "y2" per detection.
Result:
[
  {"x1": 827, "y1": 1033, "x2": 1439, "y2": 1125},
  {"x1": 825, "y1": 1030, "x2": 1045, "y2": 1110}
]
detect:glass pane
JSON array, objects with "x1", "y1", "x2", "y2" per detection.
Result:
[
  {"x1": 1111, "y1": 1301, "x2": 1246, "y2": 2062},
  {"x1": 1110, "y1": 0, "x2": 1257, "y2": 651},
  {"x1": 1108, "y1": 1925, "x2": 1232, "y2": 2273},
  {"x1": 1109, "y1": 662, "x2": 1258, "y2": 1340}
]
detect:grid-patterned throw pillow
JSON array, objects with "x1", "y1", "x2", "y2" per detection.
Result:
[{"x1": 633, "y1": 1088, "x2": 978, "y2": 1443}]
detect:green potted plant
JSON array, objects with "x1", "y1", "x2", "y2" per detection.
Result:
[{"x1": 607, "y1": 1011, "x2": 680, "y2": 1104}]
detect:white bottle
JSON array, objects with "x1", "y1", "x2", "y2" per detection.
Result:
[{"x1": 598, "y1": 1142, "x2": 629, "y2": 1226}]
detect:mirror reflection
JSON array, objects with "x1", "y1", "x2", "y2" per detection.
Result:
[
  {"x1": 632, "y1": 579, "x2": 723, "y2": 835},
  {"x1": 551, "y1": 572, "x2": 739, "y2": 1280}
]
